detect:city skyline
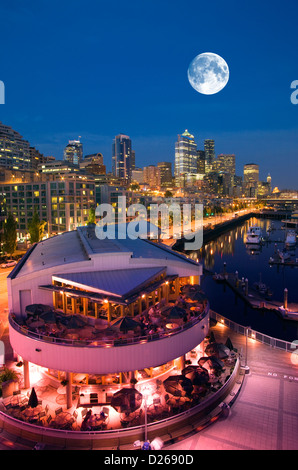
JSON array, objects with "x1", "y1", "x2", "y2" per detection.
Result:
[{"x1": 1, "y1": 1, "x2": 298, "y2": 188}]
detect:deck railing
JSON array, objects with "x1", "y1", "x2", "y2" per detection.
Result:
[
  {"x1": 9, "y1": 303, "x2": 209, "y2": 349},
  {"x1": 210, "y1": 310, "x2": 296, "y2": 353}
]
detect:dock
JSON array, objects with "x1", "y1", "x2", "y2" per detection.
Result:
[
  {"x1": 213, "y1": 271, "x2": 298, "y2": 321},
  {"x1": 268, "y1": 254, "x2": 298, "y2": 267}
]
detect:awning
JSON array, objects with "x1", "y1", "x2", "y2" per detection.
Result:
[
  {"x1": 52, "y1": 267, "x2": 167, "y2": 298},
  {"x1": 39, "y1": 273, "x2": 178, "y2": 306}
]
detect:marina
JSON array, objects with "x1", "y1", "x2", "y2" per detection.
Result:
[
  {"x1": 213, "y1": 271, "x2": 298, "y2": 321},
  {"x1": 188, "y1": 214, "x2": 298, "y2": 343}
]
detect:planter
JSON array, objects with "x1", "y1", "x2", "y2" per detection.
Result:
[{"x1": 1, "y1": 379, "x2": 19, "y2": 399}]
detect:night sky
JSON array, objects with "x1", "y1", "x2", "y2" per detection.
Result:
[{"x1": 1, "y1": 0, "x2": 298, "y2": 188}]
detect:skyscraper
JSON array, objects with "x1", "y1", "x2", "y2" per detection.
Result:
[
  {"x1": 217, "y1": 154, "x2": 236, "y2": 176},
  {"x1": 63, "y1": 139, "x2": 83, "y2": 165},
  {"x1": 243, "y1": 163, "x2": 259, "y2": 197},
  {"x1": 204, "y1": 139, "x2": 215, "y2": 174},
  {"x1": 175, "y1": 130, "x2": 197, "y2": 187},
  {"x1": 197, "y1": 150, "x2": 205, "y2": 175},
  {"x1": 112, "y1": 134, "x2": 133, "y2": 181},
  {"x1": 157, "y1": 161, "x2": 172, "y2": 186}
]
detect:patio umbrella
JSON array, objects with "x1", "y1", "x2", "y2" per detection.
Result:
[
  {"x1": 198, "y1": 356, "x2": 225, "y2": 373},
  {"x1": 39, "y1": 310, "x2": 57, "y2": 323},
  {"x1": 28, "y1": 387, "x2": 38, "y2": 408},
  {"x1": 225, "y1": 337, "x2": 236, "y2": 352},
  {"x1": 64, "y1": 315, "x2": 87, "y2": 329},
  {"x1": 111, "y1": 387, "x2": 143, "y2": 413},
  {"x1": 181, "y1": 285, "x2": 200, "y2": 295},
  {"x1": 167, "y1": 306, "x2": 186, "y2": 320},
  {"x1": 207, "y1": 331, "x2": 216, "y2": 343},
  {"x1": 205, "y1": 342, "x2": 230, "y2": 359},
  {"x1": 25, "y1": 304, "x2": 52, "y2": 317},
  {"x1": 182, "y1": 365, "x2": 209, "y2": 385},
  {"x1": 110, "y1": 316, "x2": 140, "y2": 332},
  {"x1": 27, "y1": 319, "x2": 45, "y2": 330},
  {"x1": 163, "y1": 375, "x2": 193, "y2": 397},
  {"x1": 187, "y1": 291, "x2": 208, "y2": 302}
]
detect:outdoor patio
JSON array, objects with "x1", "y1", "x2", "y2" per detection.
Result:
[{"x1": 0, "y1": 327, "x2": 237, "y2": 433}]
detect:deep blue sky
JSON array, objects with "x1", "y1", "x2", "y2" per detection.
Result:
[{"x1": 1, "y1": 0, "x2": 298, "y2": 189}]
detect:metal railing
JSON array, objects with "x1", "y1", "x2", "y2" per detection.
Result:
[
  {"x1": 210, "y1": 310, "x2": 295, "y2": 353},
  {"x1": 8, "y1": 304, "x2": 209, "y2": 349},
  {"x1": 0, "y1": 357, "x2": 240, "y2": 443}
]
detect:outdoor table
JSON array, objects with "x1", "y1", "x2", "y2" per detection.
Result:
[
  {"x1": 166, "y1": 323, "x2": 179, "y2": 330},
  {"x1": 10, "y1": 394, "x2": 27, "y2": 407},
  {"x1": 65, "y1": 333, "x2": 79, "y2": 340},
  {"x1": 21, "y1": 405, "x2": 43, "y2": 420},
  {"x1": 87, "y1": 414, "x2": 104, "y2": 429},
  {"x1": 120, "y1": 412, "x2": 136, "y2": 423},
  {"x1": 147, "y1": 403, "x2": 164, "y2": 416},
  {"x1": 50, "y1": 412, "x2": 73, "y2": 428},
  {"x1": 94, "y1": 324, "x2": 108, "y2": 331}
]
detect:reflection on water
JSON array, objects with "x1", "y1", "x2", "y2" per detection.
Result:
[{"x1": 190, "y1": 218, "x2": 298, "y2": 342}]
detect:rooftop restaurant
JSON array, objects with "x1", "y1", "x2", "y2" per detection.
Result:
[{"x1": 1, "y1": 226, "x2": 242, "y2": 448}]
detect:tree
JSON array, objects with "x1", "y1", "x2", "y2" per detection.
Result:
[
  {"x1": 129, "y1": 183, "x2": 140, "y2": 191},
  {"x1": 164, "y1": 190, "x2": 173, "y2": 198},
  {"x1": 3, "y1": 212, "x2": 17, "y2": 257},
  {"x1": 27, "y1": 208, "x2": 47, "y2": 244},
  {"x1": 87, "y1": 207, "x2": 96, "y2": 225}
]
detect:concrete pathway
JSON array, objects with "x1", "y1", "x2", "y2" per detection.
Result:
[{"x1": 166, "y1": 322, "x2": 298, "y2": 450}]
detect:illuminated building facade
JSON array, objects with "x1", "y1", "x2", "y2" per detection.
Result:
[
  {"x1": 243, "y1": 163, "x2": 259, "y2": 197},
  {"x1": 0, "y1": 121, "x2": 44, "y2": 170},
  {"x1": 63, "y1": 139, "x2": 83, "y2": 166},
  {"x1": 0, "y1": 176, "x2": 95, "y2": 238},
  {"x1": 157, "y1": 161, "x2": 172, "y2": 187},
  {"x1": 112, "y1": 134, "x2": 133, "y2": 181},
  {"x1": 175, "y1": 130, "x2": 197, "y2": 187},
  {"x1": 204, "y1": 139, "x2": 215, "y2": 174}
]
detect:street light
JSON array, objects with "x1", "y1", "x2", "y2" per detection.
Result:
[{"x1": 244, "y1": 326, "x2": 251, "y2": 374}]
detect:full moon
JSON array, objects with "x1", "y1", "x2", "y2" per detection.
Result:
[{"x1": 187, "y1": 52, "x2": 229, "y2": 95}]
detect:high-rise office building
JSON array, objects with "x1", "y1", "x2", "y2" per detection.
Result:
[
  {"x1": 175, "y1": 130, "x2": 197, "y2": 187},
  {"x1": 243, "y1": 163, "x2": 259, "y2": 197},
  {"x1": 157, "y1": 161, "x2": 172, "y2": 186},
  {"x1": 204, "y1": 139, "x2": 215, "y2": 174},
  {"x1": 217, "y1": 154, "x2": 235, "y2": 176},
  {"x1": 63, "y1": 139, "x2": 83, "y2": 165},
  {"x1": 197, "y1": 150, "x2": 205, "y2": 175},
  {"x1": 112, "y1": 134, "x2": 133, "y2": 181}
]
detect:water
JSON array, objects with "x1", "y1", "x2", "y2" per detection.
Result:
[{"x1": 190, "y1": 217, "x2": 298, "y2": 343}]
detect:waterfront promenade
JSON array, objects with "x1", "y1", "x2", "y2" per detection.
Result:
[{"x1": 167, "y1": 319, "x2": 298, "y2": 451}]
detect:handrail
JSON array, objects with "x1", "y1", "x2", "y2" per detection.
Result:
[
  {"x1": 8, "y1": 304, "x2": 209, "y2": 349},
  {"x1": 210, "y1": 310, "x2": 295, "y2": 352},
  {"x1": 0, "y1": 357, "x2": 239, "y2": 441}
]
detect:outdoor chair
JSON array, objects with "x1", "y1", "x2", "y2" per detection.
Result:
[
  {"x1": 38, "y1": 399, "x2": 42, "y2": 405},
  {"x1": 13, "y1": 390, "x2": 21, "y2": 396},
  {"x1": 81, "y1": 408, "x2": 88, "y2": 418},
  {"x1": 45, "y1": 404, "x2": 49, "y2": 414},
  {"x1": 73, "y1": 410, "x2": 78, "y2": 419},
  {"x1": 47, "y1": 415, "x2": 52, "y2": 424},
  {"x1": 102, "y1": 407, "x2": 109, "y2": 418},
  {"x1": 55, "y1": 407, "x2": 63, "y2": 415}
]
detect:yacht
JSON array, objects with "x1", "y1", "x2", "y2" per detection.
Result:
[
  {"x1": 285, "y1": 230, "x2": 296, "y2": 247},
  {"x1": 246, "y1": 225, "x2": 262, "y2": 244}
]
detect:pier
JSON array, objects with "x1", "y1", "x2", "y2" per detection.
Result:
[{"x1": 213, "y1": 270, "x2": 298, "y2": 322}]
